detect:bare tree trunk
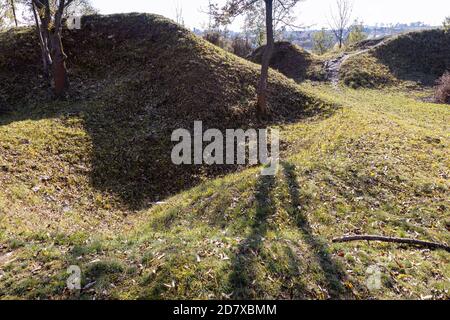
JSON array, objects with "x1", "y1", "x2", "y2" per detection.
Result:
[
  {"x1": 32, "y1": 1, "x2": 50, "y2": 77},
  {"x1": 257, "y1": 0, "x2": 274, "y2": 117},
  {"x1": 330, "y1": 0, "x2": 353, "y2": 50},
  {"x1": 10, "y1": 0, "x2": 18, "y2": 27},
  {"x1": 33, "y1": 0, "x2": 53, "y2": 74},
  {"x1": 50, "y1": 32, "x2": 69, "y2": 96},
  {"x1": 46, "y1": 0, "x2": 71, "y2": 97}
]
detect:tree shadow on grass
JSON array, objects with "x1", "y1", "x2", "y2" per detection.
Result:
[
  {"x1": 281, "y1": 162, "x2": 355, "y2": 299},
  {"x1": 0, "y1": 13, "x2": 340, "y2": 210},
  {"x1": 227, "y1": 165, "x2": 355, "y2": 299},
  {"x1": 0, "y1": 92, "x2": 336, "y2": 211},
  {"x1": 228, "y1": 174, "x2": 276, "y2": 299}
]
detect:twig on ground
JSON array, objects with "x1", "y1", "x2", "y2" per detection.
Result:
[{"x1": 332, "y1": 235, "x2": 450, "y2": 252}]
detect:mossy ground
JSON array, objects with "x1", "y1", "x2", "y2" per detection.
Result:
[{"x1": 1, "y1": 83, "x2": 448, "y2": 300}]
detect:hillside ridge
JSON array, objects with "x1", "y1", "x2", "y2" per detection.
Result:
[
  {"x1": 340, "y1": 29, "x2": 450, "y2": 88},
  {"x1": 0, "y1": 13, "x2": 331, "y2": 208}
]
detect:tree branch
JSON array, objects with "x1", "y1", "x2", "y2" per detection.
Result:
[{"x1": 332, "y1": 235, "x2": 450, "y2": 252}]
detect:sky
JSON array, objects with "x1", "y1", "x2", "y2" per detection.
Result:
[{"x1": 91, "y1": 0, "x2": 449, "y2": 30}]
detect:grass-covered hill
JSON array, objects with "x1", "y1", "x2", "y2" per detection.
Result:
[
  {"x1": 249, "y1": 41, "x2": 325, "y2": 82},
  {"x1": 341, "y1": 29, "x2": 450, "y2": 88},
  {"x1": 0, "y1": 14, "x2": 449, "y2": 300},
  {"x1": 0, "y1": 13, "x2": 330, "y2": 208}
]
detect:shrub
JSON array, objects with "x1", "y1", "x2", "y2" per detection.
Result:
[
  {"x1": 231, "y1": 36, "x2": 253, "y2": 57},
  {"x1": 312, "y1": 28, "x2": 334, "y2": 55},
  {"x1": 435, "y1": 71, "x2": 450, "y2": 104},
  {"x1": 203, "y1": 31, "x2": 232, "y2": 52},
  {"x1": 346, "y1": 21, "x2": 368, "y2": 46},
  {"x1": 204, "y1": 31, "x2": 221, "y2": 46}
]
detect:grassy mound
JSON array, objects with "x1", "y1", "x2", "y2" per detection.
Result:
[
  {"x1": 1, "y1": 14, "x2": 449, "y2": 300},
  {"x1": 0, "y1": 14, "x2": 330, "y2": 208},
  {"x1": 373, "y1": 30, "x2": 450, "y2": 84},
  {"x1": 341, "y1": 29, "x2": 450, "y2": 88},
  {"x1": 249, "y1": 41, "x2": 325, "y2": 82},
  {"x1": 346, "y1": 37, "x2": 388, "y2": 51},
  {"x1": 341, "y1": 53, "x2": 397, "y2": 89}
]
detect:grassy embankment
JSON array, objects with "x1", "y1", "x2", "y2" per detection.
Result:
[
  {"x1": 0, "y1": 14, "x2": 449, "y2": 300},
  {"x1": 1, "y1": 84, "x2": 448, "y2": 299}
]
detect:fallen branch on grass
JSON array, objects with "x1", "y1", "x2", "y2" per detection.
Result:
[{"x1": 332, "y1": 235, "x2": 450, "y2": 252}]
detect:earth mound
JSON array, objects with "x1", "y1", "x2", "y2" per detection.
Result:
[
  {"x1": 249, "y1": 41, "x2": 325, "y2": 82},
  {"x1": 0, "y1": 13, "x2": 330, "y2": 207},
  {"x1": 341, "y1": 29, "x2": 450, "y2": 87}
]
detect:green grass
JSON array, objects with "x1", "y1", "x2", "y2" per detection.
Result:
[
  {"x1": 1, "y1": 83, "x2": 448, "y2": 300},
  {"x1": 340, "y1": 53, "x2": 397, "y2": 88},
  {"x1": 0, "y1": 13, "x2": 448, "y2": 300}
]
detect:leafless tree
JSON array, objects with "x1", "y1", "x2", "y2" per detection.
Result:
[
  {"x1": 174, "y1": 0, "x2": 184, "y2": 26},
  {"x1": 31, "y1": 0, "x2": 74, "y2": 96},
  {"x1": 27, "y1": 0, "x2": 96, "y2": 96},
  {"x1": 329, "y1": 0, "x2": 353, "y2": 48},
  {"x1": 0, "y1": 0, "x2": 18, "y2": 28},
  {"x1": 10, "y1": 0, "x2": 18, "y2": 26}
]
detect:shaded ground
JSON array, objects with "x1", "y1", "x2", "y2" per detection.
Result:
[{"x1": 373, "y1": 29, "x2": 450, "y2": 85}]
